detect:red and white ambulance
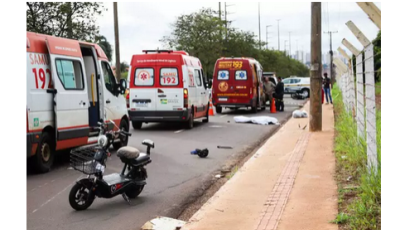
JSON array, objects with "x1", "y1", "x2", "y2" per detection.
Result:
[
  {"x1": 128, "y1": 50, "x2": 209, "y2": 129},
  {"x1": 212, "y1": 57, "x2": 266, "y2": 113},
  {"x1": 27, "y1": 32, "x2": 129, "y2": 173}
]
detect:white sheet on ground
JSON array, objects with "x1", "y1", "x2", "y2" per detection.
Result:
[
  {"x1": 234, "y1": 116, "x2": 280, "y2": 125},
  {"x1": 292, "y1": 110, "x2": 308, "y2": 118}
]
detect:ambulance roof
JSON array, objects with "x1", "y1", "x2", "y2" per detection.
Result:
[
  {"x1": 26, "y1": 31, "x2": 109, "y2": 60},
  {"x1": 130, "y1": 50, "x2": 202, "y2": 68}
]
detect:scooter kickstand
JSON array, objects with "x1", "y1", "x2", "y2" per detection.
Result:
[{"x1": 122, "y1": 193, "x2": 131, "y2": 205}]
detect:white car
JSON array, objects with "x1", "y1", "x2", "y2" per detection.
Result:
[{"x1": 282, "y1": 77, "x2": 310, "y2": 98}]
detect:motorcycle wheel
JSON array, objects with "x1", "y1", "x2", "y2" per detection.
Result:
[{"x1": 69, "y1": 183, "x2": 95, "y2": 211}]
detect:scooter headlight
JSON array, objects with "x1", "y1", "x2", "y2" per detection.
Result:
[{"x1": 98, "y1": 135, "x2": 108, "y2": 147}]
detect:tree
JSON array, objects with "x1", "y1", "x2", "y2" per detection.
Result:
[
  {"x1": 161, "y1": 8, "x2": 309, "y2": 79},
  {"x1": 120, "y1": 62, "x2": 129, "y2": 72},
  {"x1": 161, "y1": 8, "x2": 225, "y2": 78},
  {"x1": 372, "y1": 30, "x2": 381, "y2": 82},
  {"x1": 95, "y1": 35, "x2": 113, "y2": 61},
  {"x1": 26, "y1": 2, "x2": 105, "y2": 42}
]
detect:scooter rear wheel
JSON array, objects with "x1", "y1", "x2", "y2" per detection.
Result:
[
  {"x1": 69, "y1": 183, "x2": 95, "y2": 211},
  {"x1": 125, "y1": 185, "x2": 145, "y2": 199}
]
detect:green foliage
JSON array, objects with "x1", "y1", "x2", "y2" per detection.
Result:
[
  {"x1": 94, "y1": 35, "x2": 113, "y2": 61},
  {"x1": 372, "y1": 31, "x2": 381, "y2": 82},
  {"x1": 121, "y1": 71, "x2": 128, "y2": 80},
  {"x1": 331, "y1": 212, "x2": 350, "y2": 224},
  {"x1": 161, "y1": 8, "x2": 309, "y2": 79},
  {"x1": 26, "y1": 2, "x2": 105, "y2": 42},
  {"x1": 332, "y1": 84, "x2": 381, "y2": 230},
  {"x1": 120, "y1": 62, "x2": 129, "y2": 73}
]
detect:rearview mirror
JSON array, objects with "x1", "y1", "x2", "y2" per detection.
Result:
[{"x1": 119, "y1": 79, "x2": 127, "y2": 95}]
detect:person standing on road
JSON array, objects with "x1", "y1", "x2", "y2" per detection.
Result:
[
  {"x1": 322, "y1": 73, "x2": 332, "y2": 104},
  {"x1": 264, "y1": 77, "x2": 276, "y2": 107},
  {"x1": 274, "y1": 77, "x2": 285, "y2": 111}
]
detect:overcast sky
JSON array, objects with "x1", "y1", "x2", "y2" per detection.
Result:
[{"x1": 96, "y1": 2, "x2": 381, "y2": 64}]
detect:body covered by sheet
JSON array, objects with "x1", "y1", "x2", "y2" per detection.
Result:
[{"x1": 234, "y1": 116, "x2": 279, "y2": 125}]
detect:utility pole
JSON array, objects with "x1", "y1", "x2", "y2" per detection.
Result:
[
  {"x1": 224, "y1": 3, "x2": 234, "y2": 42},
  {"x1": 219, "y1": 2, "x2": 221, "y2": 20},
  {"x1": 277, "y1": 19, "x2": 281, "y2": 50},
  {"x1": 284, "y1": 40, "x2": 288, "y2": 56},
  {"x1": 310, "y1": 2, "x2": 322, "y2": 131},
  {"x1": 324, "y1": 31, "x2": 338, "y2": 83},
  {"x1": 113, "y1": 2, "x2": 121, "y2": 81},
  {"x1": 258, "y1": 3, "x2": 261, "y2": 49},
  {"x1": 266, "y1": 25, "x2": 272, "y2": 49}
]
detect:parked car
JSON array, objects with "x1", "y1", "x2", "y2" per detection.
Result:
[{"x1": 282, "y1": 77, "x2": 310, "y2": 98}]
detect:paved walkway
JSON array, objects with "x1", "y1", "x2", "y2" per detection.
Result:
[{"x1": 181, "y1": 102, "x2": 337, "y2": 230}]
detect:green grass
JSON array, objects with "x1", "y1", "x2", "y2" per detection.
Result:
[
  {"x1": 375, "y1": 82, "x2": 381, "y2": 96},
  {"x1": 332, "y1": 84, "x2": 381, "y2": 230},
  {"x1": 226, "y1": 166, "x2": 239, "y2": 180}
]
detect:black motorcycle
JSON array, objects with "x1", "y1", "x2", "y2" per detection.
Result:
[{"x1": 68, "y1": 120, "x2": 154, "y2": 211}]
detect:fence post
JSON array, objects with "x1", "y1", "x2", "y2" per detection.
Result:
[
  {"x1": 365, "y1": 43, "x2": 378, "y2": 171},
  {"x1": 349, "y1": 59, "x2": 356, "y2": 119},
  {"x1": 356, "y1": 54, "x2": 365, "y2": 140}
]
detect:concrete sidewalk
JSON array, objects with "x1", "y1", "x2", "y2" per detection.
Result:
[{"x1": 181, "y1": 102, "x2": 337, "y2": 230}]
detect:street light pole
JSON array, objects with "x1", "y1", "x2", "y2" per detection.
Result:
[
  {"x1": 258, "y1": 3, "x2": 261, "y2": 49},
  {"x1": 277, "y1": 19, "x2": 281, "y2": 50},
  {"x1": 113, "y1": 2, "x2": 121, "y2": 81},
  {"x1": 266, "y1": 25, "x2": 272, "y2": 49}
]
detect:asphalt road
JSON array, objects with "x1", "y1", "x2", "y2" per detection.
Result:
[{"x1": 27, "y1": 95, "x2": 307, "y2": 230}]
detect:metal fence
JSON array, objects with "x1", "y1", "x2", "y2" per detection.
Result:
[{"x1": 336, "y1": 43, "x2": 378, "y2": 172}]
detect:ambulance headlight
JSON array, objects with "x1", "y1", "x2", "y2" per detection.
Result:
[{"x1": 98, "y1": 135, "x2": 108, "y2": 147}]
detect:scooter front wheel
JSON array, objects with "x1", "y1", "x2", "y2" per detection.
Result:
[{"x1": 69, "y1": 183, "x2": 95, "y2": 211}]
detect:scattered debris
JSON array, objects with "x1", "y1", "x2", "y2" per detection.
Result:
[
  {"x1": 227, "y1": 120, "x2": 230, "y2": 123},
  {"x1": 341, "y1": 155, "x2": 347, "y2": 159},
  {"x1": 292, "y1": 110, "x2": 308, "y2": 118},
  {"x1": 302, "y1": 124, "x2": 308, "y2": 130},
  {"x1": 346, "y1": 176, "x2": 353, "y2": 181},
  {"x1": 343, "y1": 185, "x2": 360, "y2": 190},
  {"x1": 215, "y1": 209, "x2": 224, "y2": 212},
  {"x1": 217, "y1": 146, "x2": 233, "y2": 149},
  {"x1": 298, "y1": 124, "x2": 301, "y2": 128},
  {"x1": 215, "y1": 174, "x2": 222, "y2": 178},
  {"x1": 141, "y1": 216, "x2": 186, "y2": 230},
  {"x1": 190, "y1": 148, "x2": 209, "y2": 158}
]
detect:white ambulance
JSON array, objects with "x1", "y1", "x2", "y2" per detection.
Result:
[
  {"x1": 27, "y1": 32, "x2": 129, "y2": 173},
  {"x1": 128, "y1": 50, "x2": 209, "y2": 129}
]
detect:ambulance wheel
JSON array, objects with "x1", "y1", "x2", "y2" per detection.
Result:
[
  {"x1": 186, "y1": 110, "x2": 194, "y2": 129},
  {"x1": 202, "y1": 103, "x2": 209, "y2": 123},
  {"x1": 32, "y1": 131, "x2": 55, "y2": 173},
  {"x1": 216, "y1": 106, "x2": 222, "y2": 114},
  {"x1": 113, "y1": 119, "x2": 129, "y2": 150},
  {"x1": 132, "y1": 121, "x2": 142, "y2": 130}
]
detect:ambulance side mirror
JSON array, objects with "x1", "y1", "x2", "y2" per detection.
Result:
[{"x1": 119, "y1": 79, "x2": 127, "y2": 95}]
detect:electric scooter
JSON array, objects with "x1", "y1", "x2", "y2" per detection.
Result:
[{"x1": 68, "y1": 120, "x2": 154, "y2": 211}]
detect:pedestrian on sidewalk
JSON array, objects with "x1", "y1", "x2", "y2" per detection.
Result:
[
  {"x1": 274, "y1": 77, "x2": 285, "y2": 111},
  {"x1": 264, "y1": 77, "x2": 276, "y2": 108},
  {"x1": 322, "y1": 73, "x2": 332, "y2": 104}
]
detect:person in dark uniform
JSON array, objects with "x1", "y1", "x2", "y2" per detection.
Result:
[{"x1": 274, "y1": 77, "x2": 285, "y2": 111}]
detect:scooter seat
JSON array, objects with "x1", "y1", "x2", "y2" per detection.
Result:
[
  {"x1": 117, "y1": 146, "x2": 140, "y2": 159},
  {"x1": 131, "y1": 153, "x2": 150, "y2": 165}
]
